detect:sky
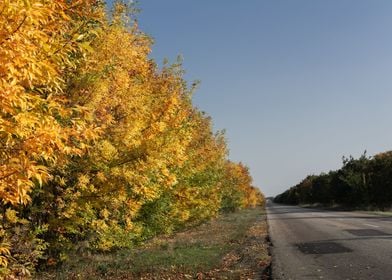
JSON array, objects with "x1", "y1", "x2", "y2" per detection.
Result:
[{"x1": 111, "y1": 0, "x2": 392, "y2": 196}]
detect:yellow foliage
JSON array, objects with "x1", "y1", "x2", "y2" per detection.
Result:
[
  {"x1": 0, "y1": 0, "x2": 104, "y2": 205},
  {"x1": 4, "y1": 209, "x2": 18, "y2": 224},
  {"x1": 0, "y1": 1, "x2": 265, "y2": 277}
]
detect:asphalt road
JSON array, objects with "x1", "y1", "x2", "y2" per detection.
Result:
[{"x1": 267, "y1": 200, "x2": 392, "y2": 280}]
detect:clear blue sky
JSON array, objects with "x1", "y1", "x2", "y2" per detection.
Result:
[{"x1": 111, "y1": 1, "x2": 392, "y2": 196}]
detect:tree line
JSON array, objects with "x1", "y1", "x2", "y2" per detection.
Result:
[
  {"x1": 274, "y1": 151, "x2": 392, "y2": 209},
  {"x1": 0, "y1": 1, "x2": 264, "y2": 277}
]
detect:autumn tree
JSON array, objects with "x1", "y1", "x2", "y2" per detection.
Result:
[
  {"x1": 221, "y1": 161, "x2": 263, "y2": 211},
  {"x1": 0, "y1": 0, "x2": 104, "y2": 276},
  {"x1": 0, "y1": 1, "x2": 264, "y2": 277},
  {"x1": 31, "y1": 3, "x2": 198, "y2": 256}
]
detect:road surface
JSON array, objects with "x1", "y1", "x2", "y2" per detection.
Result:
[{"x1": 267, "y1": 201, "x2": 392, "y2": 280}]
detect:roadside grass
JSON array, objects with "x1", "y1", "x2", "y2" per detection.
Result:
[
  {"x1": 300, "y1": 203, "x2": 392, "y2": 216},
  {"x1": 36, "y1": 207, "x2": 270, "y2": 280},
  {"x1": 359, "y1": 210, "x2": 392, "y2": 217}
]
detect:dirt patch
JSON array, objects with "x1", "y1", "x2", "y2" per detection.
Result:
[{"x1": 197, "y1": 214, "x2": 271, "y2": 279}]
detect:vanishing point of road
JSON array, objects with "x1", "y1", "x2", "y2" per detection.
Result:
[{"x1": 267, "y1": 201, "x2": 392, "y2": 280}]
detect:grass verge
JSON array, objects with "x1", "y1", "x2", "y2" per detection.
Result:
[
  {"x1": 36, "y1": 207, "x2": 270, "y2": 279},
  {"x1": 300, "y1": 203, "x2": 392, "y2": 216}
]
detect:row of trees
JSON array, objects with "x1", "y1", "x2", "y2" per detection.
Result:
[
  {"x1": 0, "y1": 1, "x2": 264, "y2": 277},
  {"x1": 274, "y1": 151, "x2": 392, "y2": 209}
]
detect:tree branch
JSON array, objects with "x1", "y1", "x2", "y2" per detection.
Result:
[{"x1": 0, "y1": 15, "x2": 27, "y2": 46}]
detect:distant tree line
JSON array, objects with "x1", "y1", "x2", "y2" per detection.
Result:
[{"x1": 274, "y1": 151, "x2": 392, "y2": 209}]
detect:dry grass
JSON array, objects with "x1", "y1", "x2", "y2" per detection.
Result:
[{"x1": 36, "y1": 207, "x2": 271, "y2": 280}]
